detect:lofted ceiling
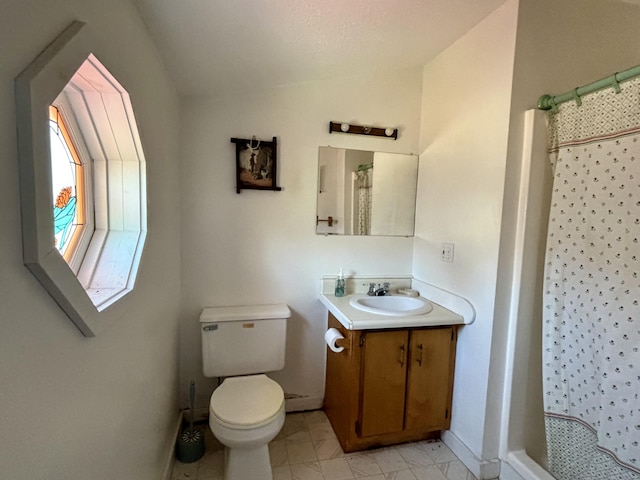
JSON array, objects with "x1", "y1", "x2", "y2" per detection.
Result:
[{"x1": 131, "y1": 0, "x2": 508, "y2": 97}]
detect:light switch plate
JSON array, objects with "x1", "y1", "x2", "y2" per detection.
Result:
[{"x1": 441, "y1": 242, "x2": 455, "y2": 263}]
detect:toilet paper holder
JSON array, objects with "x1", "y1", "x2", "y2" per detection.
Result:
[{"x1": 325, "y1": 327, "x2": 350, "y2": 353}]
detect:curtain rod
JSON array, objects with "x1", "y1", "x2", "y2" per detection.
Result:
[{"x1": 537, "y1": 64, "x2": 640, "y2": 111}]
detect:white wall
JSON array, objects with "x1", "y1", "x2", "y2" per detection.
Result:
[
  {"x1": 413, "y1": 0, "x2": 518, "y2": 468},
  {"x1": 0, "y1": 1, "x2": 181, "y2": 479},
  {"x1": 180, "y1": 70, "x2": 422, "y2": 409}
]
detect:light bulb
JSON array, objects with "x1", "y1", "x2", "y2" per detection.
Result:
[
  {"x1": 340, "y1": 123, "x2": 349, "y2": 132},
  {"x1": 385, "y1": 128, "x2": 395, "y2": 137}
]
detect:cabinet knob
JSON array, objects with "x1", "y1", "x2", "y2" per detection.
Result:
[{"x1": 399, "y1": 344, "x2": 405, "y2": 367}]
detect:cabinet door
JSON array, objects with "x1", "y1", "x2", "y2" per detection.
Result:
[
  {"x1": 324, "y1": 313, "x2": 361, "y2": 449},
  {"x1": 360, "y1": 330, "x2": 408, "y2": 437},
  {"x1": 405, "y1": 327, "x2": 456, "y2": 431}
]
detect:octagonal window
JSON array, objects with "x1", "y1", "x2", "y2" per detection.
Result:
[{"x1": 16, "y1": 22, "x2": 147, "y2": 336}]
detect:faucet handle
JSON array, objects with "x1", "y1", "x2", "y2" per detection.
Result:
[{"x1": 367, "y1": 283, "x2": 376, "y2": 295}]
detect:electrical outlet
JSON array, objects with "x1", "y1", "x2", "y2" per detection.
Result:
[{"x1": 441, "y1": 242, "x2": 455, "y2": 263}]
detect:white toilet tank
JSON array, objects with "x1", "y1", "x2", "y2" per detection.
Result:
[{"x1": 200, "y1": 304, "x2": 291, "y2": 377}]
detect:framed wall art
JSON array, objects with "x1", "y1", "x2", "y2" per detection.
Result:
[{"x1": 230, "y1": 136, "x2": 282, "y2": 193}]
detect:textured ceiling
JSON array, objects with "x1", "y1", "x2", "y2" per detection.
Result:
[{"x1": 132, "y1": 0, "x2": 508, "y2": 97}]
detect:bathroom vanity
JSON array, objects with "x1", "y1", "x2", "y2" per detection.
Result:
[{"x1": 320, "y1": 288, "x2": 463, "y2": 452}]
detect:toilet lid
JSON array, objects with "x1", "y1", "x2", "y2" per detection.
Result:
[{"x1": 211, "y1": 375, "x2": 284, "y2": 427}]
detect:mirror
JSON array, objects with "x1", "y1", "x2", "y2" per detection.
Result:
[{"x1": 316, "y1": 147, "x2": 418, "y2": 236}]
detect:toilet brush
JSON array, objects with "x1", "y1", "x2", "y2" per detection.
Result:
[{"x1": 176, "y1": 380, "x2": 205, "y2": 463}]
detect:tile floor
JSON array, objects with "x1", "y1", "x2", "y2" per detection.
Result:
[{"x1": 170, "y1": 410, "x2": 477, "y2": 480}]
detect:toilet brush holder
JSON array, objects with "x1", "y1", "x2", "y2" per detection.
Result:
[
  {"x1": 176, "y1": 427, "x2": 205, "y2": 463},
  {"x1": 176, "y1": 381, "x2": 205, "y2": 463}
]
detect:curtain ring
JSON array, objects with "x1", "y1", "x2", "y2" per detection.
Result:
[
  {"x1": 572, "y1": 88, "x2": 582, "y2": 107},
  {"x1": 610, "y1": 74, "x2": 621, "y2": 94}
]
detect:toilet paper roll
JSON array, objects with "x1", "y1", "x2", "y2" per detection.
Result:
[{"x1": 324, "y1": 328, "x2": 345, "y2": 353}]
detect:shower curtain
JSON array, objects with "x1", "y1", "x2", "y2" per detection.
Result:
[
  {"x1": 543, "y1": 78, "x2": 640, "y2": 479},
  {"x1": 356, "y1": 168, "x2": 372, "y2": 235}
]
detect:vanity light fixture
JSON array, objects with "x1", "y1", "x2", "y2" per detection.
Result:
[{"x1": 329, "y1": 121, "x2": 398, "y2": 140}]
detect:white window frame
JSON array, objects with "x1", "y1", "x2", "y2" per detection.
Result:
[{"x1": 15, "y1": 22, "x2": 147, "y2": 337}]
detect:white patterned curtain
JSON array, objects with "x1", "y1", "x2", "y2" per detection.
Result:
[
  {"x1": 543, "y1": 78, "x2": 640, "y2": 479},
  {"x1": 357, "y1": 168, "x2": 372, "y2": 235}
]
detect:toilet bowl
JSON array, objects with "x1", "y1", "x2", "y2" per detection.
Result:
[{"x1": 209, "y1": 375, "x2": 285, "y2": 480}]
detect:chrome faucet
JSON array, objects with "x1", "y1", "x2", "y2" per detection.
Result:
[{"x1": 367, "y1": 282, "x2": 390, "y2": 296}]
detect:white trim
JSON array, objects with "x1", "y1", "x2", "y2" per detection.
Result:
[
  {"x1": 441, "y1": 430, "x2": 501, "y2": 480},
  {"x1": 190, "y1": 395, "x2": 325, "y2": 425},
  {"x1": 499, "y1": 111, "x2": 553, "y2": 480},
  {"x1": 410, "y1": 277, "x2": 476, "y2": 324},
  {"x1": 500, "y1": 450, "x2": 555, "y2": 480},
  {"x1": 285, "y1": 395, "x2": 324, "y2": 413},
  {"x1": 161, "y1": 412, "x2": 183, "y2": 480},
  {"x1": 16, "y1": 21, "x2": 98, "y2": 336}
]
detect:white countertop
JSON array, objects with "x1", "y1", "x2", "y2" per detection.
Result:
[{"x1": 319, "y1": 293, "x2": 464, "y2": 330}]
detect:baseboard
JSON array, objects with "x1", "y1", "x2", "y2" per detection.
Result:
[
  {"x1": 499, "y1": 461, "x2": 526, "y2": 480},
  {"x1": 188, "y1": 394, "x2": 323, "y2": 426},
  {"x1": 161, "y1": 411, "x2": 183, "y2": 480},
  {"x1": 441, "y1": 430, "x2": 501, "y2": 480},
  {"x1": 191, "y1": 406, "x2": 210, "y2": 423},
  {"x1": 285, "y1": 395, "x2": 324, "y2": 412},
  {"x1": 500, "y1": 450, "x2": 555, "y2": 480}
]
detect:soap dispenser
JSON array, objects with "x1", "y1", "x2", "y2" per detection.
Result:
[{"x1": 335, "y1": 268, "x2": 345, "y2": 297}]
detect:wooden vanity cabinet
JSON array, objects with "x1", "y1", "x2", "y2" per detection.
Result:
[{"x1": 324, "y1": 312, "x2": 457, "y2": 452}]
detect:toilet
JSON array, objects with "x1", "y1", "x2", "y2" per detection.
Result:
[{"x1": 200, "y1": 304, "x2": 291, "y2": 480}]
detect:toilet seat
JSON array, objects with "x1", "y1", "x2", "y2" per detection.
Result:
[{"x1": 210, "y1": 374, "x2": 284, "y2": 429}]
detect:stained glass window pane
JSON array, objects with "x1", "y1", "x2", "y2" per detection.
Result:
[{"x1": 49, "y1": 106, "x2": 84, "y2": 261}]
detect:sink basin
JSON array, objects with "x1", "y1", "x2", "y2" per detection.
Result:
[{"x1": 349, "y1": 295, "x2": 433, "y2": 317}]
